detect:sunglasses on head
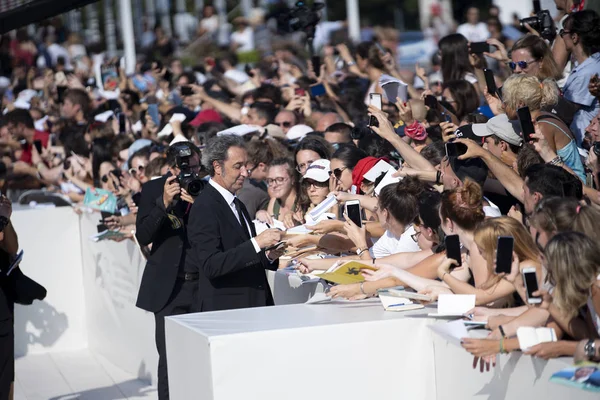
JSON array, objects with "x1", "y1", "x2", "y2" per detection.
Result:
[{"x1": 508, "y1": 59, "x2": 537, "y2": 70}]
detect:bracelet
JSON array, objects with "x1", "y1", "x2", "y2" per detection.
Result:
[
  {"x1": 498, "y1": 325, "x2": 507, "y2": 338},
  {"x1": 372, "y1": 257, "x2": 376, "y2": 265},
  {"x1": 435, "y1": 170, "x2": 442, "y2": 185},
  {"x1": 548, "y1": 155, "x2": 563, "y2": 166},
  {"x1": 359, "y1": 281, "x2": 367, "y2": 295}
]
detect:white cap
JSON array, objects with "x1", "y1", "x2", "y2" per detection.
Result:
[
  {"x1": 286, "y1": 124, "x2": 313, "y2": 141},
  {"x1": 472, "y1": 114, "x2": 523, "y2": 147},
  {"x1": 303, "y1": 159, "x2": 331, "y2": 182}
]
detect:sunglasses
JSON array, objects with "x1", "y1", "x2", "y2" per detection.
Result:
[
  {"x1": 508, "y1": 59, "x2": 537, "y2": 70},
  {"x1": 333, "y1": 167, "x2": 347, "y2": 180},
  {"x1": 558, "y1": 29, "x2": 571, "y2": 38},
  {"x1": 277, "y1": 121, "x2": 292, "y2": 128},
  {"x1": 129, "y1": 165, "x2": 145, "y2": 175},
  {"x1": 302, "y1": 179, "x2": 329, "y2": 189}
]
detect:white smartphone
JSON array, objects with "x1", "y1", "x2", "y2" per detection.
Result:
[
  {"x1": 369, "y1": 93, "x2": 382, "y2": 110},
  {"x1": 522, "y1": 268, "x2": 541, "y2": 304},
  {"x1": 345, "y1": 200, "x2": 362, "y2": 228}
]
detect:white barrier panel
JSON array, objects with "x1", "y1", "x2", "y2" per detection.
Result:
[
  {"x1": 13, "y1": 207, "x2": 87, "y2": 357},
  {"x1": 78, "y1": 212, "x2": 157, "y2": 384},
  {"x1": 13, "y1": 207, "x2": 158, "y2": 384}
]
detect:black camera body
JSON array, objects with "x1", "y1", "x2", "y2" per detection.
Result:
[
  {"x1": 520, "y1": 10, "x2": 555, "y2": 41},
  {"x1": 281, "y1": 1, "x2": 324, "y2": 34},
  {"x1": 175, "y1": 147, "x2": 204, "y2": 197}
]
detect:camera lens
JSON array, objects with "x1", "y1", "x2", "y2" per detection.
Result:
[
  {"x1": 593, "y1": 142, "x2": 600, "y2": 157},
  {"x1": 187, "y1": 179, "x2": 204, "y2": 197}
]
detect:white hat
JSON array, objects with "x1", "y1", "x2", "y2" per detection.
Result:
[
  {"x1": 286, "y1": 124, "x2": 313, "y2": 141},
  {"x1": 303, "y1": 159, "x2": 331, "y2": 182},
  {"x1": 472, "y1": 114, "x2": 523, "y2": 147}
]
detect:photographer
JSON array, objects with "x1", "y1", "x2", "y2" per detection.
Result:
[{"x1": 135, "y1": 141, "x2": 204, "y2": 400}]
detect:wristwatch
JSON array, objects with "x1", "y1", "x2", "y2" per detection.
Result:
[
  {"x1": 584, "y1": 339, "x2": 597, "y2": 360},
  {"x1": 356, "y1": 248, "x2": 367, "y2": 256}
]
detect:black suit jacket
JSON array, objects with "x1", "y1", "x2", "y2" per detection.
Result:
[
  {"x1": 187, "y1": 183, "x2": 277, "y2": 312},
  {"x1": 136, "y1": 176, "x2": 188, "y2": 313}
]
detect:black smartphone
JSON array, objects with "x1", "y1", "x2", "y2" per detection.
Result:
[
  {"x1": 445, "y1": 234, "x2": 462, "y2": 267},
  {"x1": 97, "y1": 223, "x2": 108, "y2": 233},
  {"x1": 311, "y1": 55, "x2": 321, "y2": 76},
  {"x1": 57, "y1": 86, "x2": 67, "y2": 103},
  {"x1": 442, "y1": 112, "x2": 452, "y2": 123},
  {"x1": 118, "y1": 113, "x2": 126, "y2": 134},
  {"x1": 424, "y1": 95, "x2": 438, "y2": 109},
  {"x1": 181, "y1": 86, "x2": 193, "y2": 96},
  {"x1": 483, "y1": 68, "x2": 498, "y2": 98},
  {"x1": 244, "y1": 64, "x2": 254, "y2": 78},
  {"x1": 310, "y1": 83, "x2": 326, "y2": 97},
  {"x1": 33, "y1": 140, "x2": 43, "y2": 154},
  {"x1": 132, "y1": 192, "x2": 142, "y2": 206},
  {"x1": 345, "y1": 200, "x2": 362, "y2": 228},
  {"x1": 495, "y1": 236, "x2": 514, "y2": 274},
  {"x1": 533, "y1": 0, "x2": 541, "y2": 13},
  {"x1": 470, "y1": 41, "x2": 491, "y2": 54},
  {"x1": 445, "y1": 142, "x2": 467, "y2": 158},
  {"x1": 517, "y1": 106, "x2": 536, "y2": 141},
  {"x1": 265, "y1": 241, "x2": 286, "y2": 252},
  {"x1": 523, "y1": 268, "x2": 542, "y2": 304}
]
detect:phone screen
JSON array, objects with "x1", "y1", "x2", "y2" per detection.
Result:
[
  {"x1": 445, "y1": 235, "x2": 462, "y2": 267},
  {"x1": 524, "y1": 271, "x2": 540, "y2": 301},
  {"x1": 33, "y1": 140, "x2": 43, "y2": 154},
  {"x1": 533, "y1": 0, "x2": 541, "y2": 13},
  {"x1": 424, "y1": 95, "x2": 438, "y2": 109},
  {"x1": 470, "y1": 41, "x2": 490, "y2": 54},
  {"x1": 517, "y1": 106, "x2": 535, "y2": 141},
  {"x1": 495, "y1": 236, "x2": 514, "y2": 274},
  {"x1": 310, "y1": 83, "x2": 326, "y2": 97},
  {"x1": 119, "y1": 113, "x2": 126, "y2": 134},
  {"x1": 346, "y1": 202, "x2": 362, "y2": 228},
  {"x1": 483, "y1": 69, "x2": 497, "y2": 97},
  {"x1": 181, "y1": 86, "x2": 193, "y2": 96},
  {"x1": 370, "y1": 93, "x2": 382, "y2": 110},
  {"x1": 57, "y1": 86, "x2": 67, "y2": 103}
]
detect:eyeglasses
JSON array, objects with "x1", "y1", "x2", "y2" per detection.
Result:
[
  {"x1": 559, "y1": 29, "x2": 571, "y2": 38},
  {"x1": 302, "y1": 179, "x2": 328, "y2": 189},
  {"x1": 129, "y1": 165, "x2": 145, "y2": 175},
  {"x1": 277, "y1": 121, "x2": 292, "y2": 128},
  {"x1": 266, "y1": 177, "x2": 289, "y2": 186},
  {"x1": 411, "y1": 231, "x2": 421, "y2": 243},
  {"x1": 333, "y1": 167, "x2": 347, "y2": 180},
  {"x1": 296, "y1": 160, "x2": 316, "y2": 174},
  {"x1": 508, "y1": 59, "x2": 538, "y2": 70}
]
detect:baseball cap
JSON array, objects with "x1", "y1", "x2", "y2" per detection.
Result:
[
  {"x1": 472, "y1": 114, "x2": 523, "y2": 147},
  {"x1": 448, "y1": 156, "x2": 488, "y2": 187},
  {"x1": 189, "y1": 109, "x2": 223, "y2": 127},
  {"x1": 303, "y1": 159, "x2": 331, "y2": 182},
  {"x1": 286, "y1": 124, "x2": 313, "y2": 141},
  {"x1": 453, "y1": 124, "x2": 480, "y2": 142}
]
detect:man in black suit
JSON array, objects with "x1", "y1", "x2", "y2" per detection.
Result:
[
  {"x1": 135, "y1": 142, "x2": 203, "y2": 400},
  {"x1": 187, "y1": 135, "x2": 284, "y2": 312}
]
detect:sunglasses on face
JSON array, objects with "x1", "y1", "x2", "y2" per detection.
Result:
[
  {"x1": 508, "y1": 59, "x2": 537, "y2": 70},
  {"x1": 277, "y1": 121, "x2": 292, "y2": 128},
  {"x1": 129, "y1": 165, "x2": 145, "y2": 175},
  {"x1": 302, "y1": 179, "x2": 329, "y2": 189},
  {"x1": 558, "y1": 29, "x2": 571, "y2": 38},
  {"x1": 333, "y1": 167, "x2": 347, "y2": 180}
]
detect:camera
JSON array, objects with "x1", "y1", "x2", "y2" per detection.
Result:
[
  {"x1": 520, "y1": 10, "x2": 555, "y2": 41},
  {"x1": 280, "y1": 1, "x2": 324, "y2": 34},
  {"x1": 175, "y1": 147, "x2": 204, "y2": 197},
  {"x1": 593, "y1": 142, "x2": 600, "y2": 158}
]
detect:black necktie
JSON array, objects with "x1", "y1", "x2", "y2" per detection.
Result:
[{"x1": 233, "y1": 198, "x2": 250, "y2": 239}]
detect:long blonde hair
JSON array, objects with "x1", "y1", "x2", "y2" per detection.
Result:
[
  {"x1": 502, "y1": 74, "x2": 559, "y2": 112},
  {"x1": 474, "y1": 217, "x2": 540, "y2": 289},
  {"x1": 545, "y1": 232, "x2": 600, "y2": 318}
]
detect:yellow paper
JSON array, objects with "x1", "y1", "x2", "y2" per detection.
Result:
[{"x1": 318, "y1": 261, "x2": 378, "y2": 285}]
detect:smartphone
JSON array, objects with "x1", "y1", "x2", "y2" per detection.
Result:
[
  {"x1": 49, "y1": 134, "x2": 57, "y2": 146},
  {"x1": 295, "y1": 88, "x2": 306, "y2": 97},
  {"x1": 495, "y1": 236, "x2": 514, "y2": 274},
  {"x1": 244, "y1": 64, "x2": 254, "y2": 78},
  {"x1": 523, "y1": 268, "x2": 541, "y2": 304},
  {"x1": 345, "y1": 200, "x2": 362, "y2": 228},
  {"x1": 265, "y1": 241, "x2": 286, "y2": 252},
  {"x1": 57, "y1": 86, "x2": 67, "y2": 103},
  {"x1": 533, "y1": 0, "x2": 541, "y2": 13},
  {"x1": 33, "y1": 140, "x2": 43, "y2": 154},
  {"x1": 148, "y1": 103, "x2": 160, "y2": 126},
  {"x1": 97, "y1": 223, "x2": 108, "y2": 233},
  {"x1": 132, "y1": 192, "x2": 142, "y2": 206},
  {"x1": 445, "y1": 234, "x2": 462, "y2": 267},
  {"x1": 374, "y1": 42, "x2": 386, "y2": 54},
  {"x1": 517, "y1": 106, "x2": 536, "y2": 141},
  {"x1": 470, "y1": 41, "x2": 492, "y2": 54},
  {"x1": 424, "y1": 95, "x2": 438, "y2": 109},
  {"x1": 483, "y1": 68, "x2": 498, "y2": 98},
  {"x1": 441, "y1": 112, "x2": 452, "y2": 123},
  {"x1": 181, "y1": 86, "x2": 193, "y2": 96},
  {"x1": 118, "y1": 113, "x2": 126, "y2": 134},
  {"x1": 311, "y1": 55, "x2": 321, "y2": 76},
  {"x1": 370, "y1": 93, "x2": 382, "y2": 110},
  {"x1": 310, "y1": 83, "x2": 326, "y2": 97},
  {"x1": 445, "y1": 142, "x2": 467, "y2": 158}
]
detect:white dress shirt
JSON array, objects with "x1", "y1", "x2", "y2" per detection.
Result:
[{"x1": 209, "y1": 178, "x2": 261, "y2": 253}]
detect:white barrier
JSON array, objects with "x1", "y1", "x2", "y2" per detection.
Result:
[{"x1": 13, "y1": 207, "x2": 158, "y2": 384}]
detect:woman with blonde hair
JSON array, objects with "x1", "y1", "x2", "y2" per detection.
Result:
[{"x1": 502, "y1": 74, "x2": 585, "y2": 181}]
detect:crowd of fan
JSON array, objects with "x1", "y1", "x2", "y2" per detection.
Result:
[{"x1": 0, "y1": 2, "x2": 599, "y2": 372}]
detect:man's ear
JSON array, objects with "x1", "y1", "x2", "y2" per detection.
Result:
[
  {"x1": 213, "y1": 160, "x2": 222, "y2": 175},
  {"x1": 533, "y1": 191, "x2": 543, "y2": 205},
  {"x1": 500, "y1": 141, "x2": 509, "y2": 152}
]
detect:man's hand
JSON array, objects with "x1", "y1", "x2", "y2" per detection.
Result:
[
  {"x1": 440, "y1": 121, "x2": 458, "y2": 143},
  {"x1": 163, "y1": 176, "x2": 180, "y2": 208},
  {"x1": 524, "y1": 341, "x2": 574, "y2": 360},
  {"x1": 180, "y1": 188, "x2": 195, "y2": 204},
  {"x1": 255, "y1": 228, "x2": 283, "y2": 249},
  {"x1": 266, "y1": 245, "x2": 286, "y2": 261},
  {"x1": 367, "y1": 105, "x2": 395, "y2": 140},
  {"x1": 454, "y1": 138, "x2": 487, "y2": 160}
]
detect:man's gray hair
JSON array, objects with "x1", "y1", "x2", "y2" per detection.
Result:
[{"x1": 202, "y1": 134, "x2": 247, "y2": 176}]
